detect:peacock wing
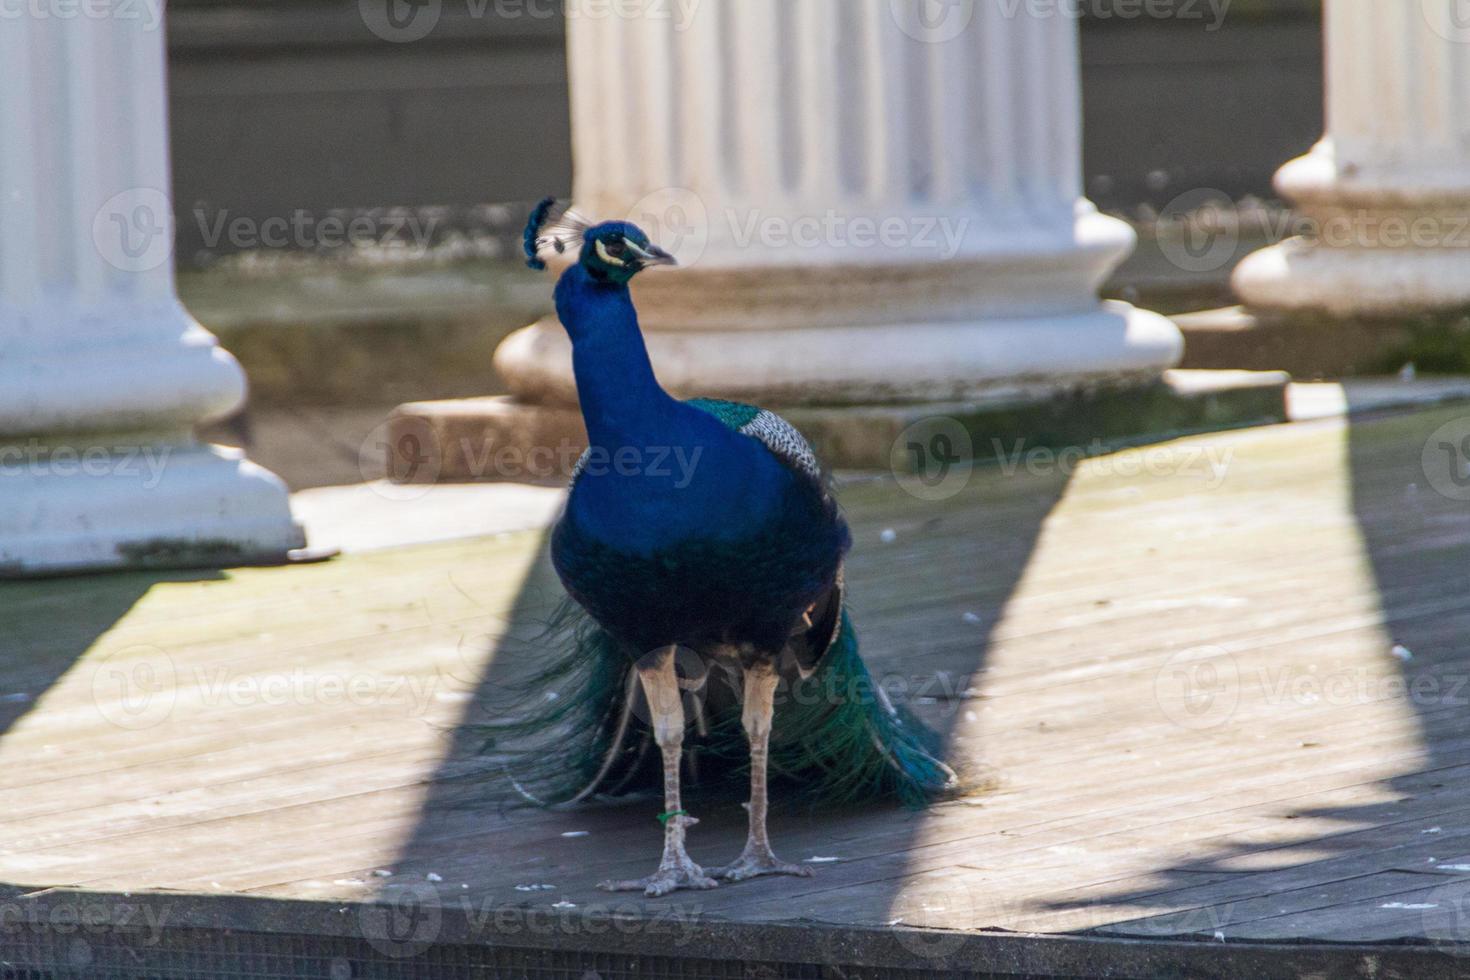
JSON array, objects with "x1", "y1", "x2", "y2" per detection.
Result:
[{"x1": 685, "y1": 398, "x2": 823, "y2": 483}]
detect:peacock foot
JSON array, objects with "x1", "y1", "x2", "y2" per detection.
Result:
[
  {"x1": 711, "y1": 848, "x2": 813, "y2": 883},
  {"x1": 598, "y1": 858, "x2": 718, "y2": 897}
]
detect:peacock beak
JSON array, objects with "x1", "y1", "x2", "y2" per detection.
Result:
[{"x1": 627, "y1": 240, "x2": 678, "y2": 268}]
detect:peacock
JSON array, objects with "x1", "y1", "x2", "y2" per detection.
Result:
[{"x1": 488, "y1": 198, "x2": 958, "y2": 898}]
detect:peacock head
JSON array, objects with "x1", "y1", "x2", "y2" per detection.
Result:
[
  {"x1": 524, "y1": 197, "x2": 677, "y2": 285},
  {"x1": 579, "y1": 221, "x2": 677, "y2": 284}
]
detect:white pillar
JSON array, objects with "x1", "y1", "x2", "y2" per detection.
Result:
[
  {"x1": 0, "y1": 5, "x2": 303, "y2": 575},
  {"x1": 1234, "y1": 0, "x2": 1470, "y2": 316},
  {"x1": 494, "y1": 0, "x2": 1181, "y2": 407}
]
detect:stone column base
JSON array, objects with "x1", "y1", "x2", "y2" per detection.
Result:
[
  {"x1": 494, "y1": 302, "x2": 1184, "y2": 408},
  {"x1": 1233, "y1": 146, "x2": 1470, "y2": 317},
  {"x1": 0, "y1": 441, "x2": 306, "y2": 576},
  {"x1": 1234, "y1": 236, "x2": 1470, "y2": 318}
]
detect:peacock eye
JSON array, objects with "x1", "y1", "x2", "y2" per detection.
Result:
[{"x1": 605, "y1": 239, "x2": 627, "y2": 256}]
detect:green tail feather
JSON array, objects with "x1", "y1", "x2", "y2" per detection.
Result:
[
  {"x1": 769, "y1": 609, "x2": 957, "y2": 807},
  {"x1": 479, "y1": 603, "x2": 956, "y2": 809},
  {"x1": 473, "y1": 599, "x2": 641, "y2": 807}
]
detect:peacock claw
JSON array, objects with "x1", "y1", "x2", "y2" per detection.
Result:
[
  {"x1": 598, "y1": 862, "x2": 718, "y2": 897},
  {"x1": 711, "y1": 851, "x2": 813, "y2": 883}
]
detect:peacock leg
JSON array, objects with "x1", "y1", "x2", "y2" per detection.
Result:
[
  {"x1": 599, "y1": 646, "x2": 717, "y2": 897},
  {"x1": 712, "y1": 662, "x2": 813, "y2": 882}
]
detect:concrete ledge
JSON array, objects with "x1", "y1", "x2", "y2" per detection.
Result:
[
  {"x1": 1176, "y1": 305, "x2": 1470, "y2": 378},
  {"x1": 387, "y1": 369, "x2": 1290, "y2": 481}
]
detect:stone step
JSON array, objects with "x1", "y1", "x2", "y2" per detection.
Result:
[
  {"x1": 1175, "y1": 305, "x2": 1470, "y2": 379},
  {"x1": 383, "y1": 369, "x2": 1292, "y2": 481}
]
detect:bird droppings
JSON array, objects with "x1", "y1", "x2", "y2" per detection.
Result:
[
  {"x1": 515, "y1": 884, "x2": 555, "y2": 892},
  {"x1": 879, "y1": 528, "x2": 897, "y2": 543},
  {"x1": 333, "y1": 879, "x2": 365, "y2": 886},
  {"x1": 551, "y1": 900, "x2": 577, "y2": 909},
  {"x1": 1213, "y1": 931, "x2": 1225, "y2": 942},
  {"x1": 560, "y1": 831, "x2": 590, "y2": 838},
  {"x1": 804, "y1": 856, "x2": 840, "y2": 864},
  {"x1": 371, "y1": 869, "x2": 393, "y2": 878},
  {"x1": 961, "y1": 612, "x2": 982, "y2": 624},
  {"x1": 426, "y1": 873, "x2": 443, "y2": 882},
  {"x1": 1423, "y1": 827, "x2": 1443, "y2": 834},
  {"x1": 1439, "y1": 864, "x2": 1470, "y2": 871},
  {"x1": 1381, "y1": 902, "x2": 1437, "y2": 910},
  {"x1": 1390, "y1": 644, "x2": 1413, "y2": 661}
]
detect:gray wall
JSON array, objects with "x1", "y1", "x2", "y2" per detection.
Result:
[
  {"x1": 167, "y1": 1, "x2": 1322, "y2": 263},
  {"x1": 168, "y1": 1, "x2": 572, "y2": 261}
]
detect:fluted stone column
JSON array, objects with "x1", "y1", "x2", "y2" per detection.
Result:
[
  {"x1": 0, "y1": 5, "x2": 303, "y2": 575},
  {"x1": 1234, "y1": 1, "x2": 1470, "y2": 316},
  {"x1": 494, "y1": 0, "x2": 1181, "y2": 408}
]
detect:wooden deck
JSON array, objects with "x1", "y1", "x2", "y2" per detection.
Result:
[{"x1": 5, "y1": 404, "x2": 1470, "y2": 978}]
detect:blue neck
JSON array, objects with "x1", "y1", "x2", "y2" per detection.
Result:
[
  {"x1": 553, "y1": 263, "x2": 791, "y2": 551},
  {"x1": 555, "y1": 264, "x2": 677, "y2": 450}
]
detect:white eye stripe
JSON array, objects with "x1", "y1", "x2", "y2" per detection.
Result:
[{"x1": 594, "y1": 239, "x2": 627, "y2": 268}]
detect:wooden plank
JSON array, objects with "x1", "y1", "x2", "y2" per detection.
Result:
[{"x1": 1, "y1": 404, "x2": 1469, "y2": 959}]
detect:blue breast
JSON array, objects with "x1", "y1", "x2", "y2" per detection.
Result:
[{"x1": 547, "y1": 262, "x2": 847, "y2": 652}]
